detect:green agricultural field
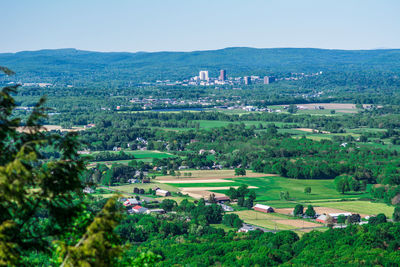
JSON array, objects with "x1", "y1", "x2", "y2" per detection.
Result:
[
  {"x1": 296, "y1": 109, "x2": 337, "y2": 115},
  {"x1": 89, "y1": 150, "x2": 175, "y2": 159},
  {"x1": 346, "y1": 128, "x2": 386, "y2": 134},
  {"x1": 129, "y1": 150, "x2": 176, "y2": 159},
  {"x1": 288, "y1": 132, "x2": 361, "y2": 141},
  {"x1": 222, "y1": 176, "x2": 370, "y2": 202},
  {"x1": 314, "y1": 201, "x2": 395, "y2": 218},
  {"x1": 278, "y1": 129, "x2": 310, "y2": 135}
]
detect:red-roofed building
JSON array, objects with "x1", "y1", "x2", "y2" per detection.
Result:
[{"x1": 131, "y1": 205, "x2": 148, "y2": 214}]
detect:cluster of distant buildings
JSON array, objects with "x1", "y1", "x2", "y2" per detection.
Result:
[
  {"x1": 144, "y1": 69, "x2": 322, "y2": 87},
  {"x1": 190, "y1": 70, "x2": 276, "y2": 86}
]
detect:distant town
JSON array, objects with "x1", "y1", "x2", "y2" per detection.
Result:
[{"x1": 141, "y1": 69, "x2": 323, "y2": 87}]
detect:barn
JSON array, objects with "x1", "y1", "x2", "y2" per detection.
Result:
[{"x1": 253, "y1": 204, "x2": 274, "y2": 213}]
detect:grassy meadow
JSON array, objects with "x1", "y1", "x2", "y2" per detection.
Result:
[{"x1": 219, "y1": 176, "x2": 370, "y2": 202}]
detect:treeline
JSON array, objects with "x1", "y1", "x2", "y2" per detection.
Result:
[
  {"x1": 117, "y1": 213, "x2": 400, "y2": 266},
  {"x1": 87, "y1": 151, "x2": 135, "y2": 161},
  {"x1": 83, "y1": 160, "x2": 152, "y2": 185}
]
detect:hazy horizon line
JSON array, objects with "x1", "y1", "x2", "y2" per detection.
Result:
[{"x1": 1, "y1": 46, "x2": 399, "y2": 54}]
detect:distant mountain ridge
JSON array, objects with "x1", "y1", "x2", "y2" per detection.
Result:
[{"x1": 1, "y1": 47, "x2": 400, "y2": 84}]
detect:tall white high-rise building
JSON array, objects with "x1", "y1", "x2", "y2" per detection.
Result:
[{"x1": 199, "y1": 70, "x2": 209, "y2": 81}]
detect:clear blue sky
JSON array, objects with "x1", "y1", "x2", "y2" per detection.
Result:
[{"x1": 2, "y1": 0, "x2": 400, "y2": 52}]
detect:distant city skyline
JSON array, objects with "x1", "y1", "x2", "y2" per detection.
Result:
[{"x1": 2, "y1": 0, "x2": 400, "y2": 53}]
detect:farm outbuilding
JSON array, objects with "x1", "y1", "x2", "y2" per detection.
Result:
[
  {"x1": 215, "y1": 196, "x2": 230, "y2": 203},
  {"x1": 316, "y1": 214, "x2": 328, "y2": 223},
  {"x1": 316, "y1": 213, "x2": 352, "y2": 223},
  {"x1": 253, "y1": 204, "x2": 274, "y2": 213},
  {"x1": 156, "y1": 189, "x2": 171, "y2": 197}
]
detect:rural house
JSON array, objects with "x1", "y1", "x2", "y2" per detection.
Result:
[
  {"x1": 123, "y1": 198, "x2": 140, "y2": 207},
  {"x1": 131, "y1": 205, "x2": 148, "y2": 214}
]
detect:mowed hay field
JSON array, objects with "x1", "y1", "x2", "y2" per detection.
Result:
[
  {"x1": 158, "y1": 170, "x2": 266, "y2": 199},
  {"x1": 233, "y1": 210, "x2": 322, "y2": 231},
  {"x1": 313, "y1": 201, "x2": 395, "y2": 218}
]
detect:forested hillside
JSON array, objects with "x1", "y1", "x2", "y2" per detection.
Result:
[{"x1": 1, "y1": 47, "x2": 400, "y2": 84}]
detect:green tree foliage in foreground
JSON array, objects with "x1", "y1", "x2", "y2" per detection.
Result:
[
  {"x1": 0, "y1": 68, "x2": 133, "y2": 266},
  {"x1": 0, "y1": 68, "x2": 83, "y2": 265},
  {"x1": 54, "y1": 197, "x2": 124, "y2": 266}
]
